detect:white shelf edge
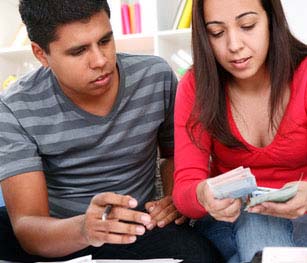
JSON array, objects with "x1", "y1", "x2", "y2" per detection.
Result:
[
  {"x1": 157, "y1": 28, "x2": 191, "y2": 37},
  {"x1": 0, "y1": 45, "x2": 31, "y2": 55}
]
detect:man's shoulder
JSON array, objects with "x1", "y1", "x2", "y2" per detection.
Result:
[
  {"x1": 1, "y1": 67, "x2": 53, "y2": 105},
  {"x1": 117, "y1": 53, "x2": 172, "y2": 73}
]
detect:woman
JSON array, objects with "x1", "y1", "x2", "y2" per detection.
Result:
[{"x1": 172, "y1": 0, "x2": 307, "y2": 262}]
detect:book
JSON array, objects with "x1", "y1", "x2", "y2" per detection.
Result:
[
  {"x1": 128, "y1": 1, "x2": 142, "y2": 34},
  {"x1": 177, "y1": 0, "x2": 192, "y2": 29},
  {"x1": 134, "y1": 1, "x2": 142, "y2": 33},
  {"x1": 172, "y1": 0, "x2": 187, "y2": 30},
  {"x1": 121, "y1": 1, "x2": 131, "y2": 34},
  {"x1": 129, "y1": 2, "x2": 136, "y2": 34}
]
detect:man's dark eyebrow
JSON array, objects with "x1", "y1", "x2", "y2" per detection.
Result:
[
  {"x1": 65, "y1": 30, "x2": 114, "y2": 54},
  {"x1": 205, "y1": 11, "x2": 258, "y2": 27},
  {"x1": 100, "y1": 31, "x2": 114, "y2": 41}
]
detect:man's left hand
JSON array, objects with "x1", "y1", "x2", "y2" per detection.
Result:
[{"x1": 145, "y1": 195, "x2": 186, "y2": 230}]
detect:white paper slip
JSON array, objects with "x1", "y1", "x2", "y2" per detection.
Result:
[
  {"x1": 95, "y1": 260, "x2": 183, "y2": 263},
  {"x1": 36, "y1": 255, "x2": 93, "y2": 263},
  {"x1": 262, "y1": 247, "x2": 307, "y2": 263},
  {"x1": 34, "y1": 255, "x2": 183, "y2": 263}
]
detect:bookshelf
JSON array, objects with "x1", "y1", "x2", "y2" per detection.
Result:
[{"x1": 0, "y1": 0, "x2": 192, "y2": 86}]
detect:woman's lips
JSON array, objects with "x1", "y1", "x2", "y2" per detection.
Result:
[{"x1": 230, "y1": 57, "x2": 251, "y2": 69}]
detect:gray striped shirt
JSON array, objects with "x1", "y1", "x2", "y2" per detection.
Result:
[{"x1": 0, "y1": 53, "x2": 177, "y2": 218}]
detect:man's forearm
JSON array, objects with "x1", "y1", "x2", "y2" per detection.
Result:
[{"x1": 15, "y1": 215, "x2": 88, "y2": 257}]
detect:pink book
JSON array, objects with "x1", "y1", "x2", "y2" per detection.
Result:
[
  {"x1": 121, "y1": 2, "x2": 131, "y2": 34},
  {"x1": 134, "y1": 1, "x2": 142, "y2": 33}
]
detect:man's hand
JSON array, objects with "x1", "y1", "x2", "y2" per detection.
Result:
[
  {"x1": 82, "y1": 192, "x2": 152, "y2": 247},
  {"x1": 145, "y1": 195, "x2": 186, "y2": 230},
  {"x1": 196, "y1": 180, "x2": 242, "y2": 222},
  {"x1": 248, "y1": 181, "x2": 307, "y2": 219}
]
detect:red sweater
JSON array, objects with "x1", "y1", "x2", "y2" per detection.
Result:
[{"x1": 173, "y1": 57, "x2": 307, "y2": 219}]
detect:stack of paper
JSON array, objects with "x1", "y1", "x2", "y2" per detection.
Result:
[
  {"x1": 207, "y1": 166, "x2": 257, "y2": 199},
  {"x1": 245, "y1": 183, "x2": 298, "y2": 209},
  {"x1": 207, "y1": 167, "x2": 299, "y2": 208}
]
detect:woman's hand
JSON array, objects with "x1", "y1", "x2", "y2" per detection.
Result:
[
  {"x1": 196, "y1": 180, "x2": 242, "y2": 222},
  {"x1": 248, "y1": 181, "x2": 307, "y2": 219}
]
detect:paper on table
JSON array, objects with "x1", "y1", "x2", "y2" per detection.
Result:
[
  {"x1": 36, "y1": 255, "x2": 183, "y2": 263},
  {"x1": 95, "y1": 260, "x2": 183, "y2": 263},
  {"x1": 36, "y1": 255, "x2": 93, "y2": 263},
  {"x1": 262, "y1": 247, "x2": 307, "y2": 263}
]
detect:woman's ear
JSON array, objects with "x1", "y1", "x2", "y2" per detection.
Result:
[{"x1": 31, "y1": 42, "x2": 49, "y2": 67}]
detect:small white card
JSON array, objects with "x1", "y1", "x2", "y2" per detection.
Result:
[{"x1": 262, "y1": 247, "x2": 307, "y2": 263}]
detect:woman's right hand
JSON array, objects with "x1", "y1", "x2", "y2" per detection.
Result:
[{"x1": 196, "y1": 180, "x2": 242, "y2": 222}]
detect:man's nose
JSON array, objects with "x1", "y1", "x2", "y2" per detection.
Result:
[{"x1": 89, "y1": 47, "x2": 107, "y2": 69}]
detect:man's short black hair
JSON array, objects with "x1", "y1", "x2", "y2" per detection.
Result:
[{"x1": 19, "y1": 0, "x2": 111, "y2": 53}]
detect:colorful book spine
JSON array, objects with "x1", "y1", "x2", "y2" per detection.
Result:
[
  {"x1": 121, "y1": 0, "x2": 142, "y2": 35},
  {"x1": 134, "y1": 1, "x2": 142, "y2": 33},
  {"x1": 177, "y1": 0, "x2": 192, "y2": 29},
  {"x1": 129, "y1": 2, "x2": 136, "y2": 34},
  {"x1": 172, "y1": 0, "x2": 187, "y2": 30},
  {"x1": 121, "y1": 1, "x2": 131, "y2": 34}
]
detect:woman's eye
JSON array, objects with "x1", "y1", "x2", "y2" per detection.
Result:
[
  {"x1": 241, "y1": 24, "x2": 256, "y2": 31},
  {"x1": 210, "y1": 31, "x2": 224, "y2": 38}
]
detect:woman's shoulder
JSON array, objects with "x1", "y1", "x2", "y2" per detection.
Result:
[
  {"x1": 178, "y1": 69, "x2": 196, "y2": 93},
  {"x1": 180, "y1": 69, "x2": 195, "y2": 83},
  {"x1": 294, "y1": 56, "x2": 307, "y2": 76}
]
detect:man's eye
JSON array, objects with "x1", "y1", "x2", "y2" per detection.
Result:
[
  {"x1": 70, "y1": 48, "x2": 86, "y2": 56},
  {"x1": 99, "y1": 38, "x2": 111, "y2": 46}
]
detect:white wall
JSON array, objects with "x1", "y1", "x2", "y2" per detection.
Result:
[{"x1": 281, "y1": 0, "x2": 307, "y2": 44}]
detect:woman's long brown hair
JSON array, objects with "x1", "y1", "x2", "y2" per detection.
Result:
[{"x1": 188, "y1": 0, "x2": 307, "y2": 149}]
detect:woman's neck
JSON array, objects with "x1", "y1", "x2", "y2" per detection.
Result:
[{"x1": 229, "y1": 68, "x2": 270, "y2": 94}]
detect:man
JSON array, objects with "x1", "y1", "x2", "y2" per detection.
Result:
[{"x1": 0, "y1": 1, "x2": 219, "y2": 262}]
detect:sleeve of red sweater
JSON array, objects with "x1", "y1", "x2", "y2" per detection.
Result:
[{"x1": 172, "y1": 71, "x2": 212, "y2": 219}]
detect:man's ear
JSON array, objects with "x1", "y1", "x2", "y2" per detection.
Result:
[{"x1": 31, "y1": 42, "x2": 49, "y2": 67}]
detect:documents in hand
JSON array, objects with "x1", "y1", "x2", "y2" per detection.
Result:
[
  {"x1": 206, "y1": 166, "x2": 299, "y2": 208},
  {"x1": 245, "y1": 183, "x2": 299, "y2": 209},
  {"x1": 206, "y1": 166, "x2": 257, "y2": 199}
]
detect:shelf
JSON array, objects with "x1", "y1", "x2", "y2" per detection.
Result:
[
  {"x1": 115, "y1": 34, "x2": 155, "y2": 54},
  {"x1": 0, "y1": 0, "x2": 193, "y2": 84},
  {"x1": 157, "y1": 28, "x2": 191, "y2": 41}
]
